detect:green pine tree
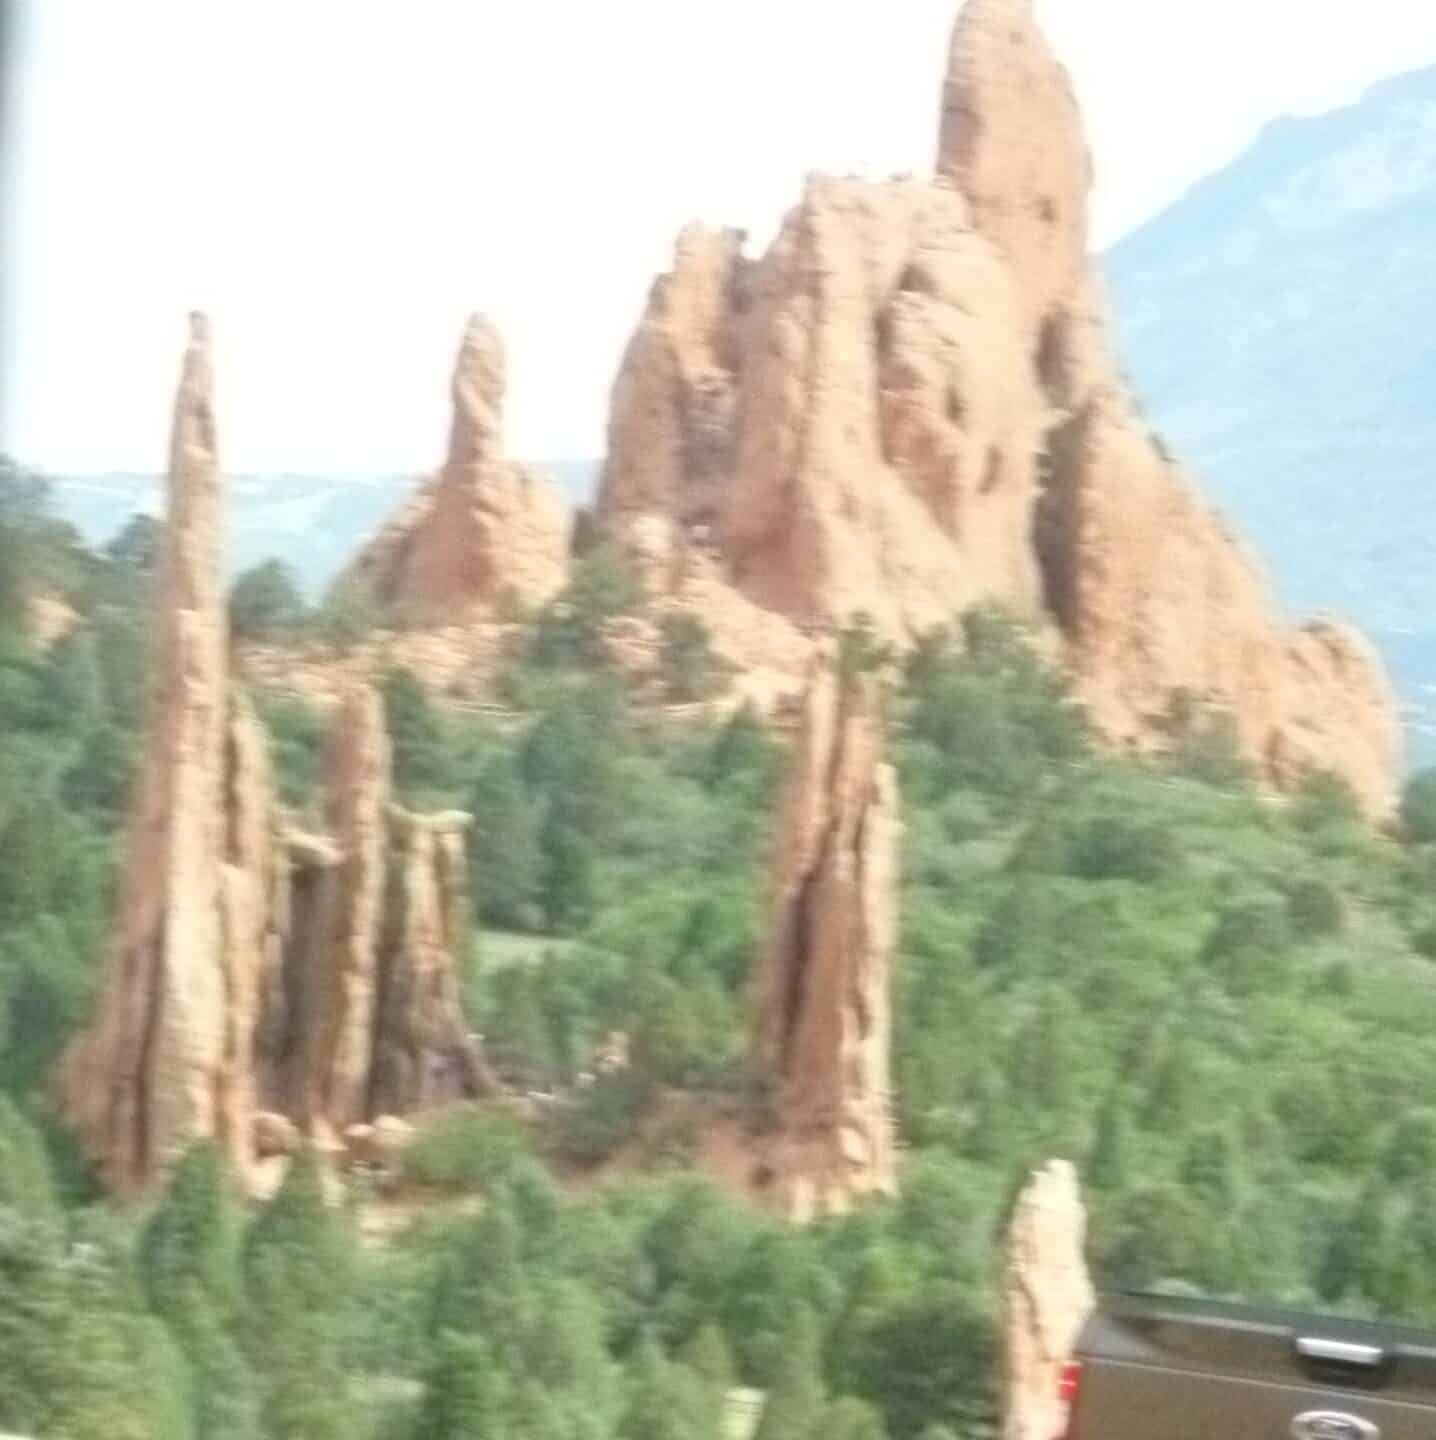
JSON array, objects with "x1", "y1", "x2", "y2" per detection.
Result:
[
  {"x1": 680, "y1": 1322, "x2": 737, "y2": 1399},
  {"x1": 753, "y1": 1307, "x2": 826, "y2": 1440},
  {"x1": 244, "y1": 1150, "x2": 356, "y2": 1440},
  {"x1": 414, "y1": 1331, "x2": 511, "y2": 1440}
]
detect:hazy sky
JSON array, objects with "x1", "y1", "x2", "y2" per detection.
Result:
[{"x1": 5, "y1": 1, "x2": 1436, "y2": 475}]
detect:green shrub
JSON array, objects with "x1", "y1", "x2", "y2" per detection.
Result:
[
  {"x1": 229, "y1": 559, "x2": 307, "y2": 642},
  {"x1": 552, "y1": 1073, "x2": 650, "y2": 1168},
  {"x1": 401, "y1": 1105, "x2": 533, "y2": 1193}
]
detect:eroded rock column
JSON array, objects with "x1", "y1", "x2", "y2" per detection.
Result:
[
  {"x1": 339, "y1": 314, "x2": 570, "y2": 618},
  {"x1": 58, "y1": 314, "x2": 236, "y2": 1193},
  {"x1": 307, "y1": 687, "x2": 391, "y2": 1134},
  {"x1": 752, "y1": 665, "x2": 900, "y2": 1221},
  {"x1": 1002, "y1": 1160, "x2": 1095, "y2": 1440},
  {"x1": 369, "y1": 807, "x2": 497, "y2": 1115}
]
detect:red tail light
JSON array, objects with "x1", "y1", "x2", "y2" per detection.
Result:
[{"x1": 1055, "y1": 1360, "x2": 1083, "y2": 1439}]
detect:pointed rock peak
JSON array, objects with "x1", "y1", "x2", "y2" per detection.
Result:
[
  {"x1": 938, "y1": 0, "x2": 1091, "y2": 332},
  {"x1": 449, "y1": 312, "x2": 507, "y2": 467},
  {"x1": 172, "y1": 311, "x2": 218, "y2": 473}
]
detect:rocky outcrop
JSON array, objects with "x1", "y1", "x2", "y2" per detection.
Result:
[
  {"x1": 752, "y1": 664, "x2": 900, "y2": 1220},
  {"x1": 1002, "y1": 1160, "x2": 1094, "y2": 1440},
  {"x1": 255, "y1": 700, "x2": 495, "y2": 1139},
  {"x1": 1038, "y1": 393, "x2": 1402, "y2": 813},
  {"x1": 370, "y1": 807, "x2": 497, "y2": 1115},
  {"x1": 723, "y1": 177, "x2": 1046, "y2": 637},
  {"x1": 341, "y1": 315, "x2": 570, "y2": 619},
  {"x1": 591, "y1": 0, "x2": 1401, "y2": 815},
  {"x1": 58, "y1": 314, "x2": 241, "y2": 1193},
  {"x1": 60, "y1": 320, "x2": 495, "y2": 1197},
  {"x1": 596, "y1": 225, "x2": 752, "y2": 564}
]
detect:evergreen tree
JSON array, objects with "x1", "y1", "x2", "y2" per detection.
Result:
[
  {"x1": 471, "y1": 752, "x2": 543, "y2": 930},
  {"x1": 141, "y1": 1141, "x2": 242, "y2": 1319},
  {"x1": 381, "y1": 664, "x2": 447, "y2": 794},
  {"x1": 229, "y1": 559, "x2": 306, "y2": 641},
  {"x1": 540, "y1": 807, "x2": 596, "y2": 933},
  {"x1": 680, "y1": 1322, "x2": 737, "y2": 1399},
  {"x1": 618, "y1": 1333, "x2": 717, "y2": 1440},
  {"x1": 244, "y1": 1150, "x2": 356, "y2": 1440},
  {"x1": 825, "y1": 1396, "x2": 889, "y2": 1440},
  {"x1": 0, "y1": 1097, "x2": 59, "y2": 1227},
  {"x1": 414, "y1": 1332, "x2": 512, "y2": 1440},
  {"x1": 1088, "y1": 1089, "x2": 1130, "y2": 1192},
  {"x1": 142, "y1": 1143, "x2": 261, "y2": 1440},
  {"x1": 753, "y1": 1306, "x2": 826, "y2": 1440}
]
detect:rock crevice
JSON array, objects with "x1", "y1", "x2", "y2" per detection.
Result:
[{"x1": 753, "y1": 664, "x2": 900, "y2": 1221}]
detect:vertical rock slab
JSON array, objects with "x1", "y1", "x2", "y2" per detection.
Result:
[
  {"x1": 1002, "y1": 1160, "x2": 1095, "y2": 1440},
  {"x1": 58, "y1": 314, "x2": 232, "y2": 1193},
  {"x1": 216, "y1": 693, "x2": 280, "y2": 1177},
  {"x1": 339, "y1": 315, "x2": 570, "y2": 618},
  {"x1": 368, "y1": 808, "x2": 496, "y2": 1116},
  {"x1": 752, "y1": 665, "x2": 900, "y2": 1221},
  {"x1": 308, "y1": 687, "x2": 391, "y2": 1132}
]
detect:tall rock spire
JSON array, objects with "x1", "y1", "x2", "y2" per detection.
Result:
[
  {"x1": 59, "y1": 313, "x2": 238, "y2": 1192},
  {"x1": 937, "y1": 0, "x2": 1092, "y2": 342},
  {"x1": 752, "y1": 663, "x2": 901, "y2": 1220},
  {"x1": 1002, "y1": 1161, "x2": 1095, "y2": 1440},
  {"x1": 338, "y1": 314, "x2": 570, "y2": 619}
]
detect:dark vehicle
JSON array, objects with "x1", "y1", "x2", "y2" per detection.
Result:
[{"x1": 1063, "y1": 1291, "x2": 1436, "y2": 1440}]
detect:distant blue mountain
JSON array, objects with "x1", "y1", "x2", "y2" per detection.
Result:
[
  {"x1": 1105, "y1": 65, "x2": 1436, "y2": 764},
  {"x1": 51, "y1": 460, "x2": 600, "y2": 598}
]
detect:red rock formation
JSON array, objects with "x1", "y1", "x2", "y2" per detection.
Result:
[
  {"x1": 369, "y1": 806, "x2": 497, "y2": 1115},
  {"x1": 58, "y1": 314, "x2": 243, "y2": 1193},
  {"x1": 752, "y1": 664, "x2": 900, "y2": 1220},
  {"x1": 308, "y1": 687, "x2": 391, "y2": 1132},
  {"x1": 597, "y1": 225, "x2": 751, "y2": 561},
  {"x1": 592, "y1": 0, "x2": 1401, "y2": 816},
  {"x1": 342, "y1": 315, "x2": 570, "y2": 618},
  {"x1": 1002, "y1": 1160, "x2": 1095, "y2": 1440}
]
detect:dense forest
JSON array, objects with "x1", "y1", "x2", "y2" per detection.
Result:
[{"x1": 7, "y1": 454, "x2": 1436, "y2": 1439}]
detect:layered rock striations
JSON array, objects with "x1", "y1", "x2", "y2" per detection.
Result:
[
  {"x1": 342, "y1": 315, "x2": 570, "y2": 618},
  {"x1": 752, "y1": 664, "x2": 900, "y2": 1220},
  {"x1": 593, "y1": 0, "x2": 1401, "y2": 814},
  {"x1": 58, "y1": 314, "x2": 243, "y2": 1193},
  {"x1": 1002, "y1": 1160, "x2": 1095, "y2": 1440}
]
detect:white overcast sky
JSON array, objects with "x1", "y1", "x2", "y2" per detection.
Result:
[{"x1": 4, "y1": 1, "x2": 1436, "y2": 475}]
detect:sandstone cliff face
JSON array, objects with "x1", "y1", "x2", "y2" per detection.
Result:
[
  {"x1": 342, "y1": 315, "x2": 570, "y2": 619},
  {"x1": 753, "y1": 665, "x2": 900, "y2": 1221},
  {"x1": 59, "y1": 314, "x2": 239, "y2": 1193},
  {"x1": 1002, "y1": 1160, "x2": 1095, "y2": 1440},
  {"x1": 592, "y1": 0, "x2": 1401, "y2": 815}
]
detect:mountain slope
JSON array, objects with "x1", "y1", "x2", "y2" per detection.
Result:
[{"x1": 1105, "y1": 67, "x2": 1436, "y2": 757}]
